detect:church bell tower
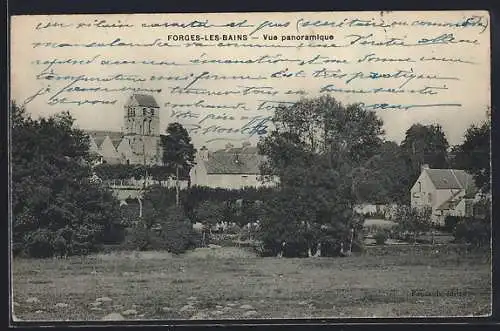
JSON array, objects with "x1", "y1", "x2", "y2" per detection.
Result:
[{"x1": 123, "y1": 94, "x2": 161, "y2": 165}]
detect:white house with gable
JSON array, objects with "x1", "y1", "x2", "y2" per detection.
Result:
[{"x1": 410, "y1": 164, "x2": 478, "y2": 224}]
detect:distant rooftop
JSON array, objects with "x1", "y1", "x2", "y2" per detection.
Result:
[
  {"x1": 86, "y1": 130, "x2": 123, "y2": 148},
  {"x1": 203, "y1": 146, "x2": 263, "y2": 175}
]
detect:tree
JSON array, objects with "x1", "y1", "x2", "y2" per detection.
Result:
[
  {"x1": 161, "y1": 123, "x2": 196, "y2": 206},
  {"x1": 93, "y1": 164, "x2": 147, "y2": 181},
  {"x1": 142, "y1": 185, "x2": 176, "y2": 215},
  {"x1": 11, "y1": 102, "x2": 122, "y2": 257},
  {"x1": 159, "y1": 206, "x2": 200, "y2": 254},
  {"x1": 258, "y1": 95, "x2": 384, "y2": 257},
  {"x1": 451, "y1": 120, "x2": 490, "y2": 193},
  {"x1": 355, "y1": 141, "x2": 411, "y2": 204},
  {"x1": 400, "y1": 123, "x2": 449, "y2": 185}
]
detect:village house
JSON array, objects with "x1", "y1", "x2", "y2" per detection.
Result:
[
  {"x1": 410, "y1": 164, "x2": 478, "y2": 224},
  {"x1": 190, "y1": 142, "x2": 278, "y2": 189}
]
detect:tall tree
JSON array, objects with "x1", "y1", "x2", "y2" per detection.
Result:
[
  {"x1": 11, "y1": 102, "x2": 122, "y2": 257},
  {"x1": 258, "y1": 95, "x2": 384, "y2": 257},
  {"x1": 355, "y1": 141, "x2": 411, "y2": 204},
  {"x1": 161, "y1": 123, "x2": 196, "y2": 206},
  {"x1": 451, "y1": 120, "x2": 491, "y2": 193},
  {"x1": 400, "y1": 123, "x2": 449, "y2": 185}
]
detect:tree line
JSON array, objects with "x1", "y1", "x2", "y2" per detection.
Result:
[
  {"x1": 10, "y1": 101, "x2": 273, "y2": 257},
  {"x1": 10, "y1": 96, "x2": 490, "y2": 258},
  {"x1": 11, "y1": 104, "x2": 123, "y2": 257},
  {"x1": 256, "y1": 95, "x2": 490, "y2": 256}
]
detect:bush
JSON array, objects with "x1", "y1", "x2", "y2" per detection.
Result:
[
  {"x1": 16, "y1": 226, "x2": 104, "y2": 258},
  {"x1": 23, "y1": 229, "x2": 55, "y2": 258},
  {"x1": 123, "y1": 206, "x2": 201, "y2": 254},
  {"x1": 123, "y1": 224, "x2": 160, "y2": 251},
  {"x1": 161, "y1": 219, "x2": 201, "y2": 254},
  {"x1": 444, "y1": 216, "x2": 461, "y2": 233},
  {"x1": 224, "y1": 223, "x2": 241, "y2": 235},
  {"x1": 453, "y1": 216, "x2": 491, "y2": 247},
  {"x1": 12, "y1": 242, "x2": 24, "y2": 257},
  {"x1": 373, "y1": 230, "x2": 388, "y2": 245},
  {"x1": 393, "y1": 206, "x2": 432, "y2": 243}
]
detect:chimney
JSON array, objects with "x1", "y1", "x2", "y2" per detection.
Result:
[
  {"x1": 199, "y1": 145, "x2": 209, "y2": 161},
  {"x1": 421, "y1": 164, "x2": 430, "y2": 171}
]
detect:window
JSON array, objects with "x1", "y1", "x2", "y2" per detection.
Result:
[
  {"x1": 418, "y1": 181, "x2": 422, "y2": 192},
  {"x1": 126, "y1": 159, "x2": 130, "y2": 165},
  {"x1": 143, "y1": 108, "x2": 147, "y2": 116},
  {"x1": 428, "y1": 193, "x2": 432, "y2": 203}
]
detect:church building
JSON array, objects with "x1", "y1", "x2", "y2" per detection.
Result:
[
  {"x1": 86, "y1": 94, "x2": 163, "y2": 166},
  {"x1": 86, "y1": 94, "x2": 274, "y2": 190}
]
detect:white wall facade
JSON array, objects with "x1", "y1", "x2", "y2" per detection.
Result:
[
  {"x1": 411, "y1": 169, "x2": 468, "y2": 224},
  {"x1": 99, "y1": 136, "x2": 122, "y2": 164},
  {"x1": 410, "y1": 171, "x2": 436, "y2": 209},
  {"x1": 190, "y1": 158, "x2": 277, "y2": 190},
  {"x1": 200, "y1": 174, "x2": 266, "y2": 190}
]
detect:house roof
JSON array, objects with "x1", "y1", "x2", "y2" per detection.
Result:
[
  {"x1": 436, "y1": 195, "x2": 475, "y2": 211},
  {"x1": 86, "y1": 130, "x2": 124, "y2": 148},
  {"x1": 436, "y1": 199, "x2": 460, "y2": 211},
  {"x1": 425, "y1": 169, "x2": 476, "y2": 192},
  {"x1": 435, "y1": 188, "x2": 463, "y2": 210},
  {"x1": 204, "y1": 147, "x2": 263, "y2": 174},
  {"x1": 127, "y1": 94, "x2": 159, "y2": 108}
]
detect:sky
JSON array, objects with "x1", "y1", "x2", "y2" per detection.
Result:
[{"x1": 10, "y1": 11, "x2": 491, "y2": 149}]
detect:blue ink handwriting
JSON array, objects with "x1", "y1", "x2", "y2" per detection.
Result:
[{"x1": 361, "y1": 103, "x2": 462, "y2": 110}]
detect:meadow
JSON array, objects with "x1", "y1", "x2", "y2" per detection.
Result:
[{"x1": 12, "y1": 245, "x2": 491, "y2": 321}]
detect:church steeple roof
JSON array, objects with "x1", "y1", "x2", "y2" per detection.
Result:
[{"x1": 126, "y1": 94, "x2": 159, "y2": 108}]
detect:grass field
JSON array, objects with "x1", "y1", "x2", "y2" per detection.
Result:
[{"x1": 12, "y1": 246, "x2": 491, "y2": 321}]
